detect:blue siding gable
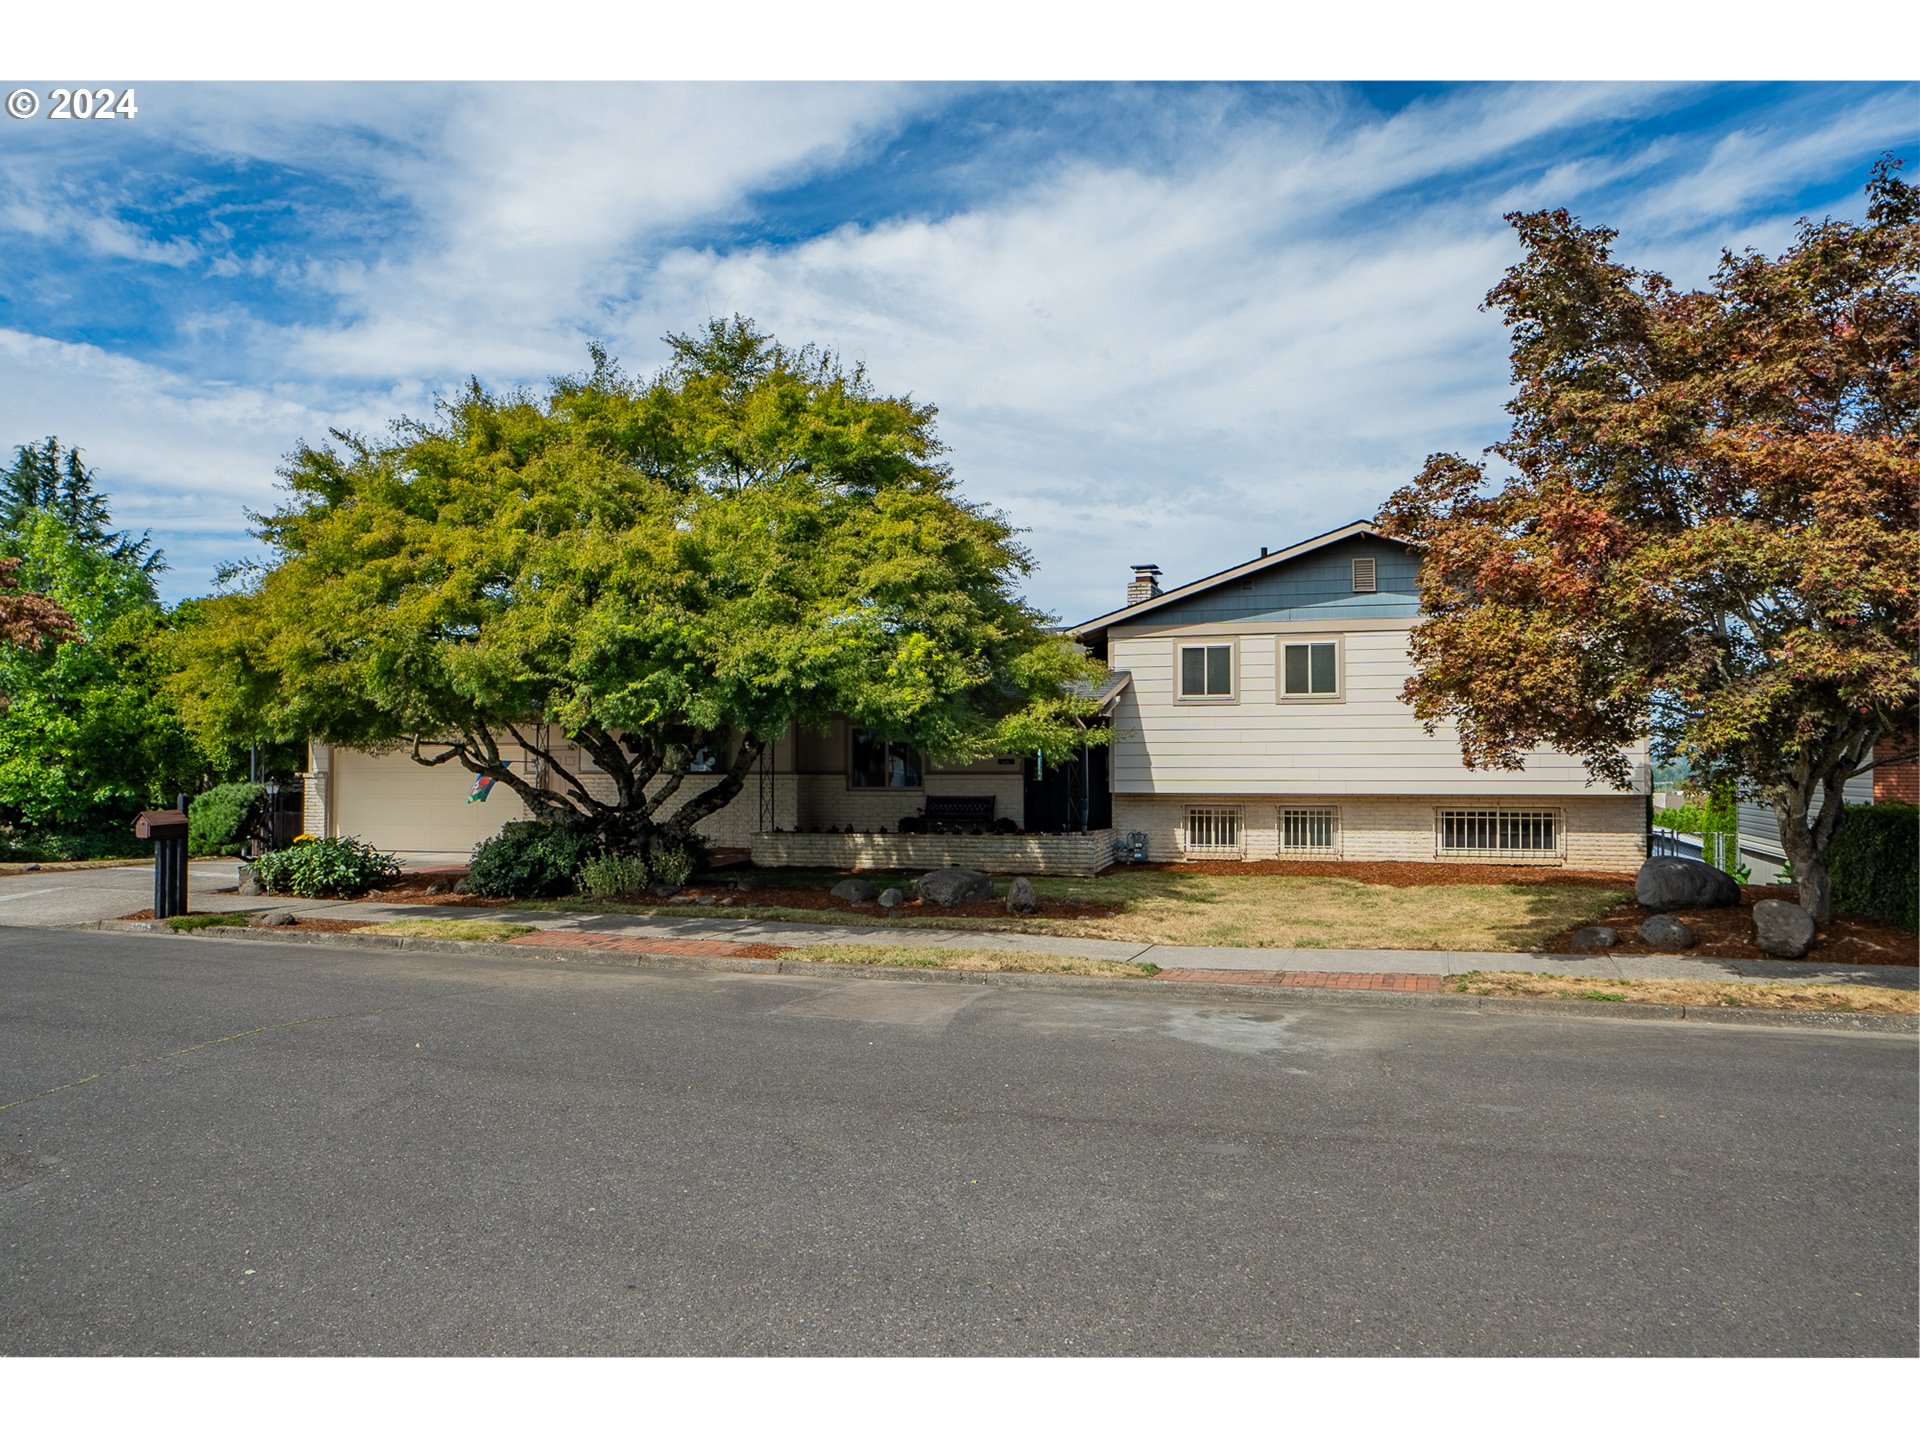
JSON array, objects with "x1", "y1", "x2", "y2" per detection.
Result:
[{"x1": 1140, "y1": 536, "x2": 1420, "y2": 626}]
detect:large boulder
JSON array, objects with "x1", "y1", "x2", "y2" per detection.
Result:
[
  {"x1": 1637, "y1": 914, "x2": 1696, "y2": 951},
  {"x1": 1569, "y1": 925, "x2": 1620, "y2": 951},
  {"x1": 247, "y1": 909, "x2": 296, "y2": 928},
  {"x1": 1006, "y1": 876, "x2": 1039, "y2": 915},
  {"x1": 829, "y1": 877, "x2": 878, "y2": 904},
  {"x1": 1752, "y1": 899, "x2": 1817, "y2": 959},
  {"x1": 1634, "y1": 857, "x2": 1741, "y2": 912},
  {"x1": 918, "y1": 867, "x2": 994, "y2": 907}
]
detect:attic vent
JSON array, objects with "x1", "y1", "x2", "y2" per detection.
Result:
[{"x1": 1351, "y1": 556, "x2": 1377, "y2": 593}]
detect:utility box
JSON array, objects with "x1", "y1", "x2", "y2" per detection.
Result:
[{"x1": 135, "y1": 808, "x2": 191, "y2": 917}]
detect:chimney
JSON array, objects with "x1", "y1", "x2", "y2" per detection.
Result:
[{"x1": 1127, "y1": 563, "x2": 1163, "y2": 607}]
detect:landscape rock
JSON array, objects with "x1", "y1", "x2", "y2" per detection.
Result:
[
  {"x1": 877, "y1": 888, "x2": 904, "y2": 909},
  {"x1": 1636, "y1": 914, "x2": 1696, "y2": 950},
  {"x1": 918, "y1": 867, "x2": 994, "y2": 907},
  {"x1": 424, "y1": 877, "x2": 456, "y2": 895},
  {"x1": 247, "y1": 910, "x2": 296, "y2": 928},
  {"x1": 1634, "y1": 857, "x2": 1741, "y2": 912},
  {"x1": 1752, "y1": 899, "x2": 1816, "y2": 959},
  {"x1": 1006, "y1": 876, "x2": 1039, "y2": 915},
  {"x1": 236, "y1": 865, "x2": 263, "y2": 896},
  {"x1": 23, "y1": 862, "x2": 40, "y2": 872},
  {"x1": 829, "y1": 877, "x2": 879, "y2": 904},
  {"x1": 1569, "y1": 925, "x2": 1620, "y2": 951}
]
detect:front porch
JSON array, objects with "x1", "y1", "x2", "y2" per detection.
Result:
[{"x1": 749, "y1": 828, "x2": 1120, "y2": 876}]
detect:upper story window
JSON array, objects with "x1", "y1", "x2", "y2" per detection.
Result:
[
  {"x1": 1281, "y1": 639, "x2": 1341, "y2": 698},
  {"x1": 1177, "y1": 642, "x2": 1235, "y2": 700},
  {"x1": 850, "y1": 729, "x2": 923, "y2": 788}
]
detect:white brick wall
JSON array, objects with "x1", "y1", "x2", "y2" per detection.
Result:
[{"x1": 1111, "y1": 794, "x2": 1646, "y2": 868}]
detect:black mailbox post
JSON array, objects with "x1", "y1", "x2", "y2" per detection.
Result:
[{"x1": 135, "y1": 805, "x2": 190, "y2": 918}]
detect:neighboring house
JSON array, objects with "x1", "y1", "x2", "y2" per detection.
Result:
[
  {"x1": 1068, "y1": 520, "x2": 1649, "y2": 867},
  {"x1": 1732, "y1": 729, "x2": 1916, "y2": 878}
]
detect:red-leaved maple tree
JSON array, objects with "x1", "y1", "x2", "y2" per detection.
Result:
[
  {"x1": 1378, "y1": 159, "x2": 1918, "y2": 922},
  {"x1": 0, "y1": 555, "x2": 77, "y2": 686}
]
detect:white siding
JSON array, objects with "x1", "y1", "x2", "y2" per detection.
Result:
[{"x1": 1107, "y1": 625, "x2": 1646, "y2": 798}]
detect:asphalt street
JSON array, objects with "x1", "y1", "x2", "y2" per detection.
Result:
[{"x1": 1, "y1": 926, "x2": 1914, "y2": 1355}]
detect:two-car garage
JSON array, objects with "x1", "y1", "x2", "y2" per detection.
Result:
[{"x1": 323, "y1": 745, "x2": 529, "y2": 858}]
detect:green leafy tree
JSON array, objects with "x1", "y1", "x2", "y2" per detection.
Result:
[
  {"x1": 3, "y1": 437, "x2": 158, "y2": 575},
  {"x1": 172, "y1": 318, "x2": 1107, "y2": 855},
  {"x1": 1379, "y1": 160, "x2": 1919, "y2": 922},
  {"x1": 0, "y1": 511, "x2": 200, "y2": 830}
]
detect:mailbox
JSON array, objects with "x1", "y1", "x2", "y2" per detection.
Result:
[
  {"x1": 136, "y1": 806, "x2": 191, "y2": 918},
  {"x1": 134, "y1": 809, "x2": 189, "y2": 840}
]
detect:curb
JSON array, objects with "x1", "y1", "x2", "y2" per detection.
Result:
[{"x1": 89, "y1": 920, "x2": 1919, "y2": 1034}]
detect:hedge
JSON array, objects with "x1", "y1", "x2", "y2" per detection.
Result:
[
  {"x1": 1828, "y1": 802, "x2": 1918, "y2": 933},
  {"x1": 188, "y1": 783, "x2": 267, "y2": 856}
]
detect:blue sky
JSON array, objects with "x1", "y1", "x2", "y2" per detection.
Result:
[{"x1": 1, "y1": 79, "x2": 1913, "y2": 623}]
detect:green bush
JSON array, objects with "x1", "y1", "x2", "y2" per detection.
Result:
[
  {"x1": 576, "y1": 852, "x2": 651, "y2": 899},
  {"x1": 252, "y1": 835, "x2": 401, "y2": 898},
  {"x1": 188, "y1": 783, "x2": 267, "y2": 856},
  {"x1": 465, "y1": 821, "x2": 601, "y2": 899},
  {"x1": 0, "y1": 822, "x2": 149, "y2": 861},
  {"x1": 649, "y1": 841, "x2": 698, "y2": 891},
  {"x1": 1829, "y1": 802, "x2": 1918, "y2": 932}
]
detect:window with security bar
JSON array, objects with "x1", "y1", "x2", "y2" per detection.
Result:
[
  {"x1": 1280, "y1": 806, "x2": 1339, "y2": 854},
  {"x1": 1184, "y1": 806, "x2": 1244, "y2": 857},
  {"x1": 1436, "y1": 809, "x2": 1559, "y2": 857}
]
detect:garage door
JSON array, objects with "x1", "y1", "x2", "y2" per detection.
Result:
[{"x1": 331, "y1": 747, "x2": 531, "y2": 856}]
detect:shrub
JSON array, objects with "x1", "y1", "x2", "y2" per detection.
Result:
[
  {"x1": 1829, "y1": 802, "x2": 1918, "y2": 932},
  {"x1": 465, "y1": 821, "x2": 601, "y2": 899},
  {"x1": 252, "y1": 835, "x2": 401, "y2": 898},
  {"x1": 188, "y1": 783, "x2": 267, "y2": 856},
  {"x1": 576, "y1": 853, "x2": 651, "y2": 899},
  {"x1": 0, "y1": 822, "x2": 149, "y2": 861},
  {"x1": 648, "y1": 841, "x2": 699, "y2": 892}
]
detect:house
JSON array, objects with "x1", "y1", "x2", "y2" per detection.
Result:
[
  {"x1": 1067, "y1": 520, "x2": 1649, "y2": 867},
  {"x1": 303, "y1": 517, "x2": 1650, "y2": 874}
]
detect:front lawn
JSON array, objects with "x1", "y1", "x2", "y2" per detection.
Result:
[{"x1": 530, "y1": 868, "x2": 1625, "y2": 952}]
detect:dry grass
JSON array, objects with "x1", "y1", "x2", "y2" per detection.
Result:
[
  {"x1": 1453, "y1": 971, "x2": 1918, "y2": 1015},
  {"x1": 1020, "y1": 873, "x2": 1623, "y2": 950},
  {"x1": 365, "y1": 918, "x2": 537, "y2": 942},
  {"x1": 543, "y1": 874, "x2": 1623, "y2": 951},
  {"x1": 788, "y1": 944, "x2": 1162, "y2": 979}
]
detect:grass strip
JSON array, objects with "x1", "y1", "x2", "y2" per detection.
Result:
[
  {"x1": 165, "y1": 913, "x2": 249, "y2": 931},
  {"x1": 788, "y1": 944, "x2": 1161, "y2": 979},
  {"x1": 1451, "y1": 971, "x2": 1917, "y2": 1015},
  {"x1": 363, "y1": 918, "x2": 537, "y2": 942}
]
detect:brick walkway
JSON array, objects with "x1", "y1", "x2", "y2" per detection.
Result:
[
  {"x1": 507, "y1": 931, "x2": 787, "y2": 961},
  {"x1": 1154, "y1": 969, "x2": 1447, "y2": 992}
]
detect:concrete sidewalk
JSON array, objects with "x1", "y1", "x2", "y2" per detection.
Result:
[{"x1": 162, "y1": 887, "x2": 1918, "y2": 991}]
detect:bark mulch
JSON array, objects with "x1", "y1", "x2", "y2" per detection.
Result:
[{"x1": 1540, "y1": 889, "x2": 1916, "y2": 967}]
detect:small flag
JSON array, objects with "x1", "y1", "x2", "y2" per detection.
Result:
[{"x1": 467, "y1": 773, "x2": 497, "y2": 804}]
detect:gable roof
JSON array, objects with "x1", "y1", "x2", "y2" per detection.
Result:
[{"x1": 1070, "y1": 519, "x2": 1410, "y2": 638}]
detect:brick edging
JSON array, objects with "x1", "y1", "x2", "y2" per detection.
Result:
[{"x1": 83, "y1": 920, "x2": 1919, "y2": 1034}]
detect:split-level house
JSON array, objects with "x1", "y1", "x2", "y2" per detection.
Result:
[
  {"x1": 304, "y1": 518, "x2": 1649, "y2": 873},
  {"x1": 1068, "y1": 520, "x2": 1650, "y2": 867}
]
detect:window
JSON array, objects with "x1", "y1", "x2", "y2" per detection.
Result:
[
  {"x1": 1436, "y1": 809, "x2": 1559, "y2": 858},
  {"x1": 1184, "y1": 806, "x2": 1244, "y2": 857},
  {"x1": 1351, "y1": 556, "x2": 1376, "y2": 593},
  {"x1": 850, "y1": 729, "x2": 923, "y2": 789},
  {"x1": 1281, "y1": 639, "x2": 1340, "y2": 698},
  {"x1": 1177, "y1": 642, "x2": 1235, "y2": 700},
  {"x1": 1280, "y1": 806, "x2": 1339, "y2": 854}
]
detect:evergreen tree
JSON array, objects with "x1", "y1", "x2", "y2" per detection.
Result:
[{"x1": 1, "y1": 438, "x2": 160, "y2": 574}]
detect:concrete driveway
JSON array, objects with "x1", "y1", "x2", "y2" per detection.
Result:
[{"x1": 0, "y1": 862, "x2": 245, "y2": 928}]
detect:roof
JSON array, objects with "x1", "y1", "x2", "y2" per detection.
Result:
[{"x1": 1070, "y1": 519, "x2": 1408, "y2": 637}]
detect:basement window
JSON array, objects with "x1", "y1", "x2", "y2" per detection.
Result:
[
  {"x1": 1436, "y1": 809, "x2": 1560, "y2": 858},
  {"x1": 1183, "y1": 806, "x2": 1244, "y2": 858},
  {"x1": 1280, "y1": 806, "x2": 1339, "y2": 855}
]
